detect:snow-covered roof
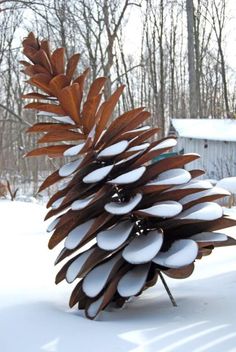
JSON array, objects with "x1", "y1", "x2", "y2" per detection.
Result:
[{"x1": 172, "y1": 119, "x2": 236, "y2": 142}]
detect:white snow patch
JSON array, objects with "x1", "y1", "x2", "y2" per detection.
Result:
[
  {"x1": 1, "y1": 199, "x2": 236, "y2": 352},
  {"x1": 97, "y1": 221, "x2": 134, "y2": 251},
  {"x1": 216, "y1": 177, "x2": 236, "y2": 194},
  {"x1": 127, "y1": 125, "x2": 150, "y2": 133},
  {"x1": 46, "y1": 217, "x2": 60, "y2": 232},
  {"x1": 59, "y1": 159, "x2": 82, "y2": 177},
  {"x1": 63, "y1": 143, "x2": 85, "y2": 156},
  {"x1": 179, "y1": 187, "x2": 230, "y2": 205},
  {"x1": 223, "y1": 206, "x2": 236, "y2": 218},
  {"x1": 150, "y1": 138, "x2": 177, "y2": 151},
  {"x1": 172, "y1": 118, "x2": 236, "y2": 142},
  {"x1": 66, "y1": 248, "x2": 94, "y2": 283},
  {"x1": 176, "y1": 202, "x2": 223, "y2": 221},
  {"x1": 205, "y1": 178, "x2": 218, "y2": 186},
  {"x1": 51, "y1": 196, "x2": 65, "y2": 209},
  {"x1": 169, "y1": 180, "x2": 213, "y2": 191},
  {"x1": 64, "y1": 219, "x2": 94, "y2": 249},
  {"x1": 87, "y1": 296, "x2": 104, "y2": 318},
  {"x1": 50, "y1": 115, "x2": 75, "y2": 124},
  {"x1": 58, "y1": 179, "x2": 71, "y2": 190},
  {"x1": 117, "y1": 264, "x2": 150, "y2": 297},
  {"x1": 122, "y1": 230, "x2": 163, "y2": 264},
  {"x1": 88, "y1": 124, "x2": 96, "y2": 139},
  {"x1": 98, "y1": 141, "x2": 128, "y2": 158},
  {"x1": 71, "y1": 195, "x2": 94, "y2": 210},
  {"x1": 138, "y1": 201, "x2": 182, "y2": 218},
  {"x1": 83, "y1": 165, "x2": 113, "y2": 183},
  {"x1": 147, "y1": 169, "x2": 191, "y2": 186},
  {"x1": 82, "y1": 254, "x2": 120, "y2": 298},
  {"x1": 108, "y1": 166, "x2": 146, "y2": 185},
  {"x1": 190, "y1": 232, "x2": 228, "y2": 242},
  {"x1": 105, "y1": 193, "x2": 142, "y2": 215},
  {"x1": 153, "y1": 239, "x2": 198, "y2": 268},
  {"x1": 37, "y1": 112, "x2": 75, "y2": 125}
]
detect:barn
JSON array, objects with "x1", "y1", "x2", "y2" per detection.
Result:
[{"x1": 171, "y1": 119, "x2": 236, "y2": 180}]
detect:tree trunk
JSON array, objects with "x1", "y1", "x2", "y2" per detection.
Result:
[
  {"x1": 186, "y1": 0, "x2": 198, "y2": 119},
  {"x1": 219, "y1": 43, "x2": 230, "y2": 117}
]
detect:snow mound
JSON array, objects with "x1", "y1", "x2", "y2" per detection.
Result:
[
  {"x1": 216, "y1": 177, "x2": 236, "y2": 194},
  {"x1": 1, "y1": 200, "x2": 236, "y2": 352}
]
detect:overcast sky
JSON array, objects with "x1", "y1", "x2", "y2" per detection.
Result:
[
  {"x1": 123, "y1": 0, "x2": 236, "y2": 73},
  {"x1": 225, "y1": 0, "x2": 236, "y2": 71}
]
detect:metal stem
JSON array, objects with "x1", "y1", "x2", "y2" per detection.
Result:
[{"x1": 159, "y1": 272, "x2": 177, "y2": 307}]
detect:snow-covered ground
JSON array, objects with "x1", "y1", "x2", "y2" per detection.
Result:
[{"x1": 0, "y1": 200, "x2": 236, "y2": 352}]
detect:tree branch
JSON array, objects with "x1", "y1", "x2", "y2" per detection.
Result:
[{"x1": 0, "y1": 103, "x2": 31, "y2": 126}]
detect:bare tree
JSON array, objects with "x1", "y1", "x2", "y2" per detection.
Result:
[
  {"x1": 0, "y1": 0, "x2": 235, "y2": 194},
  {"x1": 208, "y1": 0, "x2": 230, "y2": 117},
  {"x1": 186, "y1": 0, "x2": 198, "y2": 118}
]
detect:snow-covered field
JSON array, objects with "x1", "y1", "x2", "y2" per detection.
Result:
[{"x1": 0, "y1": 199, "x2": 236, "y2": 352}]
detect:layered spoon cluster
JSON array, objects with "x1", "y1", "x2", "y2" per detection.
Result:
[{"x1": 22, "y1": 33, "x2": 236, "y2": 319}]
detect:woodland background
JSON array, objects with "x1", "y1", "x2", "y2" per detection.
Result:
[{"x1": 0, "y1": 0, "x2": 235, "y2": 195}]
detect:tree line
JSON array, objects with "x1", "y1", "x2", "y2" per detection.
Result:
[{"x1": 0, "y1": 0, "x2": 234, "y2": 194}]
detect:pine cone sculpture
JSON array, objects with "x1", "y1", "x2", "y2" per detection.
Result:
[{"x1": 22, "y1": 33, "x2": 236, "y2": 319}]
